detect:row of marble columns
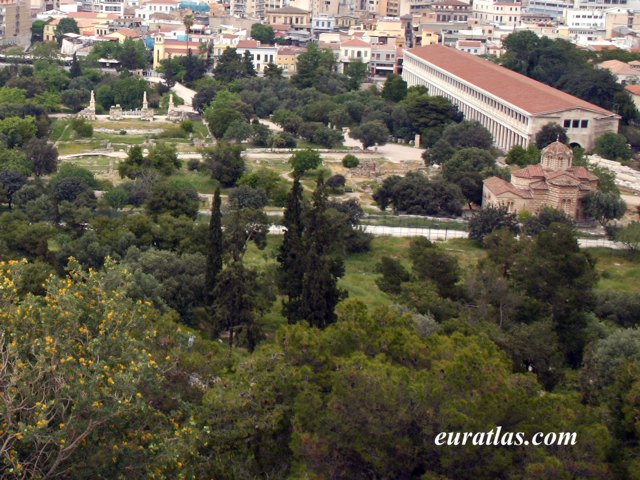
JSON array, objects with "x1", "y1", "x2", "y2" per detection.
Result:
[{"x1": 403, "y1": 67, "x2": 529, "y2": 151}]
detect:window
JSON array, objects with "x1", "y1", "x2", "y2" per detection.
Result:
[
  {"x1": 581, "y1": 119, "x2": 588, "y2": 128},
  {"x1": 572, "y1": 119, "x2": 580, "y2": 128},
  {"x1": 563, "y1": 119, "x2": 571, "y2": 128}
]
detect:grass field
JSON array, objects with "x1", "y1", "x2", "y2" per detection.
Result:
[
  {"x1": 60, "y1": 155, "x2": 114, "y2": 174},
  {"x1": 590, "y1": 248, "x2": 640, "y2": 293}
]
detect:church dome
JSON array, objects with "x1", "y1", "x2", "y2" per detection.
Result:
[
  {"x1": 542, "y1": 140, "x2": 572, "y2": 156},
  {"x1": 540, "y1": 140, "x2": 573, "y2": 171}
]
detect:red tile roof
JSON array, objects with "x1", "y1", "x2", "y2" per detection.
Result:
[
  {"x1": 406, "y1": 45, "x2": 617, "y2": 117},
  {"x1": 512, "y1": 164, "x2": 545, "y2": 179},
  {"x1": 237, "y1": 39, "x2": 260, "y2": 48},
  {"x1": 625, "y1": 84, "x2": 640, "y2": 96},
  {"x1": 457, "y1": 40, "x2": 482, "y2": 47},
  {"x1": 484, "y1": 177, "x2": 532, "y2": 198},
  {"x1": 566, "y1": 166, "x2": 598, "y2": 181},
  {"x1": 342, "y1": 39, "x2": 371, "y2": 47}
]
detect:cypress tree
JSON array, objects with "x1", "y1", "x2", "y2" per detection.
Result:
[
  {"x1": 70, "y1": 52, "x2": 82, "y2": 78},
  {"x1": 206, "y1": 187, "x2": 223, "y2": 306},
  {"x1": 278, "y1": 175, "x2": 306, "y2": 323},
  {"x1": 212, "y1": 260, "x2": 262, "y2": 351},
  {"x1": 298, "y1": 176, "x2": 346, "y2": 328}
]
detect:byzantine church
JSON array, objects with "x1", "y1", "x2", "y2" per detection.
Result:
[{"x1": 482, "y1": 141, "x2": 598, "y2": 220}]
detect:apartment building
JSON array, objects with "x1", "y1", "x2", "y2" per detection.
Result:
[{"x1": 0, "y1": 0, "x2": 30, "y2": 46}]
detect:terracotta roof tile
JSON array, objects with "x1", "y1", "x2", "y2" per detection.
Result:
[
  {"x1": 484, "y1": 176, "x2": 532, "y2": 198},
  {"x1": 512, "y1": 164, "x2": 545, "y2": 179},
  {"x1": 267, "y1": 6, "x2": 310, "y2": 13},
  {"x1": 625, "y1": 84, "x2": 640, "y2": 96},
  {"x1": 565, "y1": 166, "x2": 598, "y2": 181},
  {"x1": 406, "y1": 45, "x2": 617, "y2": 117},
  {"x1": 238, "y1": 39, "x2": 260, "y2": 48},
  {"x1": 342, "y1": 39, "x2": 371, "y2": 47}
]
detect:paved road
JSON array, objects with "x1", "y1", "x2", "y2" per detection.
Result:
[
  {"x1": 268, "y1": 224, "x2": 623, "y2": 248},
  {"x1": 258, "y1": 119, "x2": 425, "y2": 164}
]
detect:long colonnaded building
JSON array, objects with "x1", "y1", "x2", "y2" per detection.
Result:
[{"x1": 401, "y1": 45, "x2": 620, "y2": 151}]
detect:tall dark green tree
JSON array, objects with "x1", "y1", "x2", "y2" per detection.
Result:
[
  {"x1": 242, "y1": 50, "x2": 256, "y2": 77},
  {"x1": 69, "y1": 53, "x2": 82, "y2": 78},
  {"x1": 278, "y1": 175, "x2": 306, "y2": 323},
  {"x1": 211, "y1": 260, "x2": 262, "y2": 350},
  {"x1": 206, "y1": 187, "x2": 223, "y2": 306},
  {"x1": 298, "y1": 177, "x2": 346, "y2": 328}
]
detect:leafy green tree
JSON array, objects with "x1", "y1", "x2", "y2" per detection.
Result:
[
  {"x1": 205, "y1": 106, "x2": 244, "y2": 139},
  {"x1": 375, "y1": 256, "x2": 412, "y2": 294},
  {"x1": 0, "y1": 116, "x2": 36, "y2": 148},
  {"x1": 505, "y1": 144, "x2": 541, "y2": 166},
  {"x1": 0, "y1": 170, "x2": 27, "y2": 208},
  {"x1": 442, "y1": 147, "x2": 502, "y2": 207},
  {"x1": 228, "y1": 185, "x2": 268, "y2": 210},
  {"x1": 31, "y1": 19, "x2": 47, "y2": 43},
  {"x1": 202, "y1": 142, "x2": 245, "y2": 187},
  {"x1": 511, "y1": 223, "x2": 597, "y2": 365},
  {"x1": 206, "y1": 187, "x2": 223, "y2": 306},
  {"x1": 556, "y1": 68, "x2": 638, "y2": 122},
  {"x1": 468, "y1": 205, "x2": 520, "y2": 243},
  {"x1": 145, "y1": 182, "x2": 199, "y2": 219},
  {"x1": 158, "y1": 57, "x2": 185, "y2": 87},
  {"x1": 55, "y1": 17, "x2": 79, "y2": 44},
  {"x1": 119, "y1": 144, "x2": 144, "y2": 179},
  {"x1": 61, "y1": 88, "x2": 89, "y2": 112},
  {"x1": 423, "y1": 138, "x2": 455, "y2": 165},
  {"x1": 117, "y1": 248, "x2": 207, "y2": 323},
  {"x1": 521, "y1": 206, "x2": 575, "y2": 236},
  {"x1": 212, "y1": 260, "x2": 264, "y2": 350},
  {"x1": 535, "y1": 122, "x2": 568, "y2": 149},
  {"x1": 441, "y1": 120, "x2": 493, "y2": 149},
  {"x1": 103, "y1": 186, "x2": 129, "y2": 210},
  {"x1": 292, "y1": 43, "x2": 337, "y2": 89},
  {"x1": 594, "y1": 132, "x2": 633, "y2": 162},
  {"x1": 213, "y1": 47, "x2": 246, "y2": 83},
  {"x1": 403, "y1": 91, "x2": 462, "y2": 145},
  {"x1": 147, "y1": 142, "x2": 181, "y2": 175},
  {"x1": 263, "y1": 62, "x2": 283, "y2": 78},
  {"x1": 589, "y1": 163, "x2": 619, "y2": 194},
  {"x1": 350, "y1": 120, "x2": 389, "y2": 149},
  {"x1": 289, "y1": 149, "x2": 321, "y2": 175},
  {"x1": 250, "y1": 23, "x2": 276, "y2": 44},
  {"x1": 381, "y1": 73, "x2": 408, "y2": 102},
  {"x1": 373, "y1": 173, "x2": 463, "y2": 216},
  {"x1": 180, "y1": 51, "x2": 207, "y2": 86},
  {"x1": 223, "y1": 119, "x2": 253, "y2": 143},
  {"x1": 70, "y1": 117, "x2": 93, "y2": 138},
  {"x1": 409, "y1": 237, "x2": 461, "y2": 299},
  {"x1": 616, "y1": 221, "x2": 640, "y2": 255},
  {"x1": 345, "y1": 59, "x2": 368, "y2": 90},
  {"x1": 118, "y1": 39, "x2": 149, "y2": 70},
  {"x1": 342, "y1": 154, "x2": 359, "y2": 168},
  {"x1": 583, "y1": 191, "x2": 627, "y2": 227},
  {"x1": 25, "y1": 138, "x2": 58, "y2": 176}
]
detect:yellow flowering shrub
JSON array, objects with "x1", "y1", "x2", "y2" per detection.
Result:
[{"x1": 0, "y1": 259, "x2": 197, "y2": 479}]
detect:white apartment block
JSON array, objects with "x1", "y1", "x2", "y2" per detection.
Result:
[
  {"x1": 565, "y1": 9, "x2": 605, "y2": 37},
  {"x1": 574, "y1": 0, "x2": 640, "y2": 10},
  {"x1": 135, "y1": 0, "x2": 179, "y2": 19},
  {"x1": 525, "y1": 0, "x2": 572, "y2": 19},
  {"x1": 402, "y1": 45, "x2": 620, "y2": 151},
  {"x1": 473, "y1": 0, "x2": 522, "y2": 26}
]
